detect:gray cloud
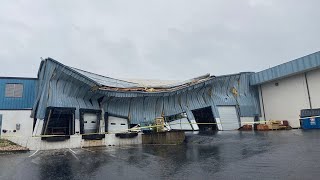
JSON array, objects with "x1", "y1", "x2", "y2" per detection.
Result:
[{"x1": 0, "y1": 0, "x2": 319, "y2": 80}]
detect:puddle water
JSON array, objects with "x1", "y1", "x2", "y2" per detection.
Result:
[{"x1": 1, "y1": 129, "x2": 320, "y2": 180}]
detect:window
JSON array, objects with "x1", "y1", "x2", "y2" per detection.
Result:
[{"x1": 5, "y1": 84, "x2": 23, "y2": 97}]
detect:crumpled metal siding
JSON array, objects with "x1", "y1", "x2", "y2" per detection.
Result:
[
  {"x1": 70, "y1": 67, "x2": 139, "y2": 88},
  {"x1": 163, "y1": 96, "x2": 181, "y2": 116},
  {"x1": 33, "y1": 59, "x2": 260, "y2": 124},
  {"x1": 190, "y1": 88, "x2": 202, "y2": 110},
  {"x1": 143, "y1": 97, "x2": 159, "y2": 122},
  {"x1": 211, "y1": 75, "x2": 236, "y2": 106},
  {"x1": 237, "y1": 74, "x2": 261, "y2": 117},
  {"x1": 128, "y1": 97, "x2": 145, "y2": 124},
  {"x1": 103, "y1": 73, "x2": 260, "y2": 123},
  {"x1": 34, "y1": 61, "x2": 57, "y2": 118},
  {"x1": 32, "y1": 60, "x2": 101, "y2": 119},
  {"x1": 250, "y1": 51, "x2": 320, "y2": 85},
  {"x1": 104, "y1": 98, "x2": 122, "y2": 117},
  {"x1": 210, "y1": 73, "x2": 260, "y2": 117},
  {"x1": 155, "y1": 97, "x2": 164, "y2": 118}
]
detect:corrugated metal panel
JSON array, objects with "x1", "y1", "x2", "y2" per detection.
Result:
[
  {"x1": 32, "y1": 59, "x2": 101, "y2": 119},
  {"x1": 209, "y1": 73, "x2": 260, "y2": 117},
  {"x1": 143, "y1": 97, "x2": 158, "y2": 122},
  {"x1": 128, "y1": 97, "x2": 145, "y2": 124},
  {"x1": 163, "y1": 96, "x2": 180, "y2": 116},
  {"x1": 106, "y1": 97, "x2": 131, "y2": 118},
  {"x1": 70, "y1": 67, "x2": 139, "y2": 88},
  {"x1": 0, "y1": 78, "x2": 37, "y2": 110},
  {"x1": 32, "y1": 58, "x2": 261, "y2": 125},
  {"x1": 155, "y1": 97, "x2": 164, "y2": 118},
  {"x1": 250, "y1": 51, "x2": 320, "y2": 85}
]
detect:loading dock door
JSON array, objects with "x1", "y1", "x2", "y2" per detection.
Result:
[
  {"x1": 217, "y1": 106, "x2": 239, "y2": 130},
  {"x1": 83, "y1": 113, "x2": 98, "y2": 134},
  {"x1": 192, "y1": 107, "x2": 217, "y2": 131},
  {"x1": 108, "y1": 116, "x2": 128, "y2": 133}
]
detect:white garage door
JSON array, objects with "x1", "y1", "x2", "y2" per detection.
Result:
[
  {"x1": 218, "y1": 106, "x2": 239, "y2": 130},
  {"x1": 83, "y1": 113, "x2": 98, "y2": 133},
  {"x1": 108, "y1": 116, "x2": 128, "y2": 133}
]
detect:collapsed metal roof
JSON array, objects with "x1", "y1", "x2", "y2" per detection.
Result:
[
  {"x1": 98, "y1": 73, "x2": 214, "y2": 93},
  {"x1": 70, "y1": 67, "x2": 139, "y2": 88},
  {"x1": 45, "y1": 58, "x2": 215, "y2": 93},
  {"x1": 32, "y1": 58, "x2": 260, "y2": 120}
]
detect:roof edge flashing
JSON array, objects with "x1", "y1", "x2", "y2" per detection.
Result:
[
  {"x1": 250, "y1": 51, "x2": 320, "y2": 85},
  {"x1": 250, "y1": 65, "x2": 320, "y2": 86}
]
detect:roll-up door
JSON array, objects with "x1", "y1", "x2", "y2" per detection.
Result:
[
  {"x1": 108, "y1": 116, "x2": 128, "y2": 133},
  {"x1": 83, "y1": 113, "x2": 98, "y2": 133},
  {"x1": 217, "y1": 106, "x2": 239, "y2": 130}
]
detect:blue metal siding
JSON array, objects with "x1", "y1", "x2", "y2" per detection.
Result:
[
  {"x1": 70, "y1": 67, "x2": 139, "y2": 88},
  {"x1": 32, "y1": 60, "x2": 101, "y2": 119},
  {"x1": 250, "y1": 51, "x2": 320, "y2": 85},
  {"x1": 0, "y1": 78, "x2": 37, "y2": 109}
]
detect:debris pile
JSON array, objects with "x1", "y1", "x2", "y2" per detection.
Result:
[
  {"x1": 239, "y1": 120, "x2": 292, "y2": 131},
  {"x1": 98, "y1": 74, "x2": 214, "y2": 93}
]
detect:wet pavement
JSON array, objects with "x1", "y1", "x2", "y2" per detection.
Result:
[{"x1": 1, "y1": 129, "x2": 320, "y2": 180}]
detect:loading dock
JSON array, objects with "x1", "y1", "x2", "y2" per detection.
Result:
[
  {"x1": 217, "y1": 106, "x2": 239, "y2": 130},
  {"x1": 80, "y1": 109, "x2": 104, "y2": 140},
  {"x1": 192, "y1": 107, "x2": 217, "y2": 131},
  {"x1": 105, "y1": 114, "x2": 129, "y2": 133},
  {"x1": 3, "y1": 52, "x2": 319, "y2": 150},
  {"x1": 41, "y1": 107, "x2": 75, "y2": 141}
]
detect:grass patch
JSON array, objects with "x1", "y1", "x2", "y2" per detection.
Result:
[
  {"x1": 0, "y1": 138, "x2": 28, "y2": 152},
  {"x1": 0, "y1": 139, "x2": 17, "y2": 147}
]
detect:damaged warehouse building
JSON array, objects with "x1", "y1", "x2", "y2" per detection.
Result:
[{"x1": 1, "y1": 51, "x2": 320, "y2": 150}]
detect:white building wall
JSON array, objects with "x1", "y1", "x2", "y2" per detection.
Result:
[
  {"x1": 75, "y1": 119, "x2": 80, "y2": 134},
  {"x1": 261, "y1": 74, "x2": 310, "y2": 128},
  {"x1": 0, "y1": 110, "x2": 143, "y2": 150},
  {"x1": 105, "y1": 134, "x2": 142, "y2": 146},
  {"x1": 0, "y1": 110, "x2": 34, "y2": 147},
  {"x1": 258, "y1": 85, "x2": 266, "y2": 121},
  {"x1": 306, "y1": 69, "x2": 320, "y2": 109}
]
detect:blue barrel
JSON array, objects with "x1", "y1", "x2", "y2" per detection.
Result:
[{"x1": 301, "y1": 117, "x2": 320, "y2": 129}]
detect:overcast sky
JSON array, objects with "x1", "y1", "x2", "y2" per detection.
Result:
[{"x1": 0, "y1": 0, "x2": 319, "y2": 80}]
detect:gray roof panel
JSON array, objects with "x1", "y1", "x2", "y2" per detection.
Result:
[
  {"x1": 69, "y1": 67, "x2": 139, "y2": 88},
  {"x1": 250, "y1": 51, "x2": 320, "y2": 85}
]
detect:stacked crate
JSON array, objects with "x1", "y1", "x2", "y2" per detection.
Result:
[{"x1": 257, "y1": 124, "x2": 269, "y2": 131}]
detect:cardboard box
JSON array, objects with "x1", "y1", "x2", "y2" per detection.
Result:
[
  {"x1": 241, "y1": 124, "x2": 252, "y2": 131},
  {"x1": 257, "y1": 124, "x2": 269, "y2": 131}
]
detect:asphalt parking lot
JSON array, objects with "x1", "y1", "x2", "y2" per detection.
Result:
[{"x1": 1, "y1": 129, "x2": 320, "y2": 180}]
